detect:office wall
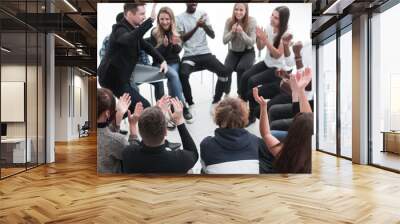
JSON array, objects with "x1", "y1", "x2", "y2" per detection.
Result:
[
  {"x1": 1, "y1": 64, "x2": 43, "y2": 138},
  {"x1": 54, "y1": 67, "x2": 89, "y2": 141}
]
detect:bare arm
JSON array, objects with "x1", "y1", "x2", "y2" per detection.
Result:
[{"x1": 253, "y1": 88, "x2": 281, "y2": 156}]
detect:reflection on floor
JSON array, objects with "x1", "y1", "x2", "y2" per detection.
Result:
[
  {"x1": 0, "y1": 134, "x2": 400, "y2": 223},
  {"x1": 373, "y1": 150, "x2": 400, "y2": 171}
]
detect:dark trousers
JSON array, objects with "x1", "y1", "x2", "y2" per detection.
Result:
[
  {"x1": 214, "y1": 49, "x2": 255, "y2": 102},
  {"x1": 135, "y1": 81, "x2": 164, "y2": 101},
  {"x1": 179, "y1": 53, "x2": 230, "y2": 105},
  {"x1": 103, "y1": 66, "x2": 151, "y2": 113},
  {"x1": 114, "y1": 83, "x2": 151, "y2": 113},
  {"x1": 240, "y1": 61, "x2": 279, "y2": 101}
]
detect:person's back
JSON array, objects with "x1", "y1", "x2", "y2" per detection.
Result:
[
  {"x1": 122, "y1": 99, "x2": 198, "y2": 173},
  {"x1": 200, "y1": 97, "x2": 261, "y2": 174},
  {"x1": 201, "y1": 128, "x2": 262, "y2": 174},
  {"x1": 123, "y1": 141, "x2": 198, "y2": 173},
  {"x1": 97, "y1": 124, "x2": 127, "y2": 173}
]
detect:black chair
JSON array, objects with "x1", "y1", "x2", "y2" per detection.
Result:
[{"x1": 79, "y1": 121, "x2": 90, "y2": 138}]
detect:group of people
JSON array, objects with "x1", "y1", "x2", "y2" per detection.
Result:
[{"x1": 97, "y1": 3, "x2": 314, "y2": 174}]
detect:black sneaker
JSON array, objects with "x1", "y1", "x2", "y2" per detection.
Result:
[
  {"x1": 183, "y1": 107, "x2": 194, "y2": 123},
  {"x1": 165, "y1": 140, "x2": 181, "y2": 150}
]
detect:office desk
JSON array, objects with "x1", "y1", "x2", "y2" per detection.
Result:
[
  {"x1": 382, "y1": 131, "x2": 400, "y2": 154},
  {"x1": 1, "y1": 138, "x2": 31, "y2": 163}
]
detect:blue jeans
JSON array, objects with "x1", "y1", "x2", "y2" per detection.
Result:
[
  {"x1": 161, "y1": 63, "x2": 186, "y2": 104},
  {"x1": 271, "y1": 130, "x2": 288, "y2": 141}
]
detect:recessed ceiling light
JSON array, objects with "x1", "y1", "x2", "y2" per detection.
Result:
[
  {"x1": 1, "y1": 47, "x2": 11, "y2": 53},
  {"x1": 63, "y1": 0, "x2": 78, "y2": 12}
]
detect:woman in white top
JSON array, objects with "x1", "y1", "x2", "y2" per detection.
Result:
[{"x1": 239, "y1": 6, "x2": 291, "y2": 124}]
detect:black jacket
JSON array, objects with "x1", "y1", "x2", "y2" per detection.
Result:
[
  {"x1": 98, "y1": 18, "x2": 164, "y2": 89},
  {"x1": 148, "y1": 29, "x2": 182, "y2": 65},
  {"x1": 122, "y1": 124, "x2": 198, "y2": 173}
]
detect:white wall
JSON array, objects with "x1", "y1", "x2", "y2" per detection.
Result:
[
  {"x1": 97, "y1": 3, "x2": 312, "y2": 69},
  {"x1": 54, "y1": 67, "x2": 89, "y2": 141}
]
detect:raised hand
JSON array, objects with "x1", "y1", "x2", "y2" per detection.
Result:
[
  {"x1": 299, "y1": 67, "x2": 312, "y2": 89},
  {"x1": 252, "y1": 87, "x2": 267, "y2": 109},
  {"x1": 156, "y1": 95, "x2": 171, "y2": 114},
  {"x1": 116, "y1": 93, "x2": 131, "y2": 115},
  {"x1": 169, "y1": 97, "x2": 184, "y2": 125},
  {"x1": 292, "y1": 41, "x2": 303, "y2": 56},
  {"x1": 128, "y1": 102, "x2": 143, "y2": 125},
  {"x1": 281, "y1": 33, "x2": 293, "y2": 47},
  {"x1": 289, "y1": 68, "x2": 312, "y2": 92},
  {"x1": 150, "y1": 3, "x2": 157, "y2": 21},
  {"x1": 256, "y1": 26, "x2": 267, "y2": 46}
]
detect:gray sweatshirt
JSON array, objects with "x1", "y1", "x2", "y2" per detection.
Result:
[
  {"x1": 97, "y1": 124, "x2": 136, "y2": 173},
  {"x1": 223, "y1": 17, "x2": 257, "y2": 52}
]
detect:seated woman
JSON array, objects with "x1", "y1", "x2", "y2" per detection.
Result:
[
  {"x1": 200, "y1": 97, "x2": 264, "y2": 174},
  {"x1": 254, "y1": 68, "x2": 313, "y2": 173},
  {"x1": 148, "y1": 6, "x2": 193, "y2": 123},
  {"x1": 97, "y1": 88, "x2": 141, "y2": 173}
]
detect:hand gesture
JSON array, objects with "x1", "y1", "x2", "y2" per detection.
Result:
[
  {"x1": 159, "y1": 61, "x2": 168, "y2": 73},
  {"x1": 256, "y1": 26, "x2": 267, "y2": 46},
  {"x1": 169, "y1": 97, "x2": 184, "y2": 125},
  {"x1": 236, "y1": 24, "x2": 243, "y2": 33},
  {"x1": 128, "y1": 102, "x2": 143, "y2": 125},
  {"x1": 289, "y1": 68, "x2": 312, "y2": 93},
  {"x1": 116, "y1": 93, "x2": 131, "y2": 115},
  {"x1": 150, "y1": 3, "x2": 157, "y2": 21},
  {"x1": 282, "y1": 33, "x2": 293, "y2": 47},
  {"x1": 156, "y1": 95, "x2": 171, "y2": 114},
  {"x1": 292, "y1": 41, "x2": 303, "y2": 56},
  {"x1": 197, "y1": 18, "x2": 205, "y2": 28},
  {"x1": 252, "y1": 87, "x2": 267, "y2": 109},
  {"x1": 163, "y1": 35, "x2": 169, "y2": 47},
  {"x1": 171, "y1": 34, "x2": 181, "y2": 45},
  {"x1": 231, "y1": 23, "x2": 238, "y2": 32}
]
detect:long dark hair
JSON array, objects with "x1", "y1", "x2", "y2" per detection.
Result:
[
  {"x1": 274, "y1": 112, "x2": 313, "y2": 173},
  {"x1": 273, "y1": 6, "x2": 290, "y2": 48}
]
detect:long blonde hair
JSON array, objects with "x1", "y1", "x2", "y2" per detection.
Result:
[
  {"x1": 228, "y1": 3, "x2": 250, "y2": 33},
  {"x1": 153, "y1": 7, "x2": 180, "y2": 48}
]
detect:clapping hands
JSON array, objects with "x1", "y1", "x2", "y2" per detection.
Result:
[{"x1": 256, "y1": 26, "x2": 268, "y2": 46}]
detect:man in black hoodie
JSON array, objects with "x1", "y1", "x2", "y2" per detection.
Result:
[{"x1": 97, "y1": 3, "x2": 168, "y2": 111}]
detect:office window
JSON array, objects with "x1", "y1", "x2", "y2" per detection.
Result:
[
  {"x1": 318, "y1": 37, "x2": 337, "y2": 154},
  {"x1": 370, "y1": 2, "x2": 400, "y2": 170},
  {"x1": 340, "y1": 29, "x2": 352, "y2": 158},
  {"x1": 371, "y1": 3, "x2": 400, "y2": 171},
  {"x1": 0, "y1": 1, "x2": 46, "y2": 179}
]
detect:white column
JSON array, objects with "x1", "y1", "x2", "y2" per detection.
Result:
[{"x1": 352, "y1": 14, "x2": 369, "y2": 164}]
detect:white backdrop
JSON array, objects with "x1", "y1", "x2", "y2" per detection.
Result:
[{"x1": 97, "y1": 3, "x2": 312, "y2": 69}]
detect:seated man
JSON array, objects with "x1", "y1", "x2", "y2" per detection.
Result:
[
  {"x1": 122, "y1": 98, "x2": 198, "y2": 173},
  {"x1": 176, "y1": 3, "x2": 230, "y2": 112}
]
